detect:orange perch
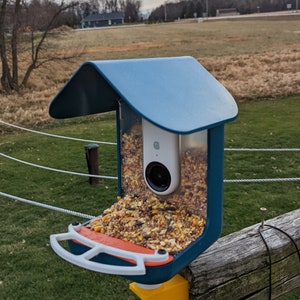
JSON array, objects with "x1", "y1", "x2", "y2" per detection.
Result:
[{"x1": 72, "y1": 226, "x2": 174, "y2": 267}]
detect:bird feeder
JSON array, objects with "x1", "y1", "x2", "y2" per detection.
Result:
[{"x1": 49, "y1": 56, "x2": 238, "y2": 286}]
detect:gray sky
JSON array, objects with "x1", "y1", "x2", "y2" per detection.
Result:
[{"x1": 141, "y1": 0, "x2": 167, "y2": 10}]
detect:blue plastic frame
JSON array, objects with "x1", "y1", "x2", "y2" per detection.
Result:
[{"x1": 49, "y1": 57, "x2": 237, "y2": 284}]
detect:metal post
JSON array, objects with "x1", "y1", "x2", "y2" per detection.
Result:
[
  {"x1": 85, "y1": 144, "x2": 99, "y2": 185},
  {"x1": 164, "y1": 2, "x2": 167, "y2": 21},
  {"x1": 206, "y1": 0, "x2": 209, "y2": 17}
]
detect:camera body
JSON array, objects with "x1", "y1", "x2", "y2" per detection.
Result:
[{"x1": 142, "y1": 118, "x2": 180, "y2": 195}]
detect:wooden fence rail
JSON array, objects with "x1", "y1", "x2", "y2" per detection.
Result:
[{"x1": 183, "y1": 209, "x2": 300, "y2": 299}]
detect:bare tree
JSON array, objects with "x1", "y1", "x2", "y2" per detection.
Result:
[
  {"x1": 11, "y1": 0, "x2": 21, "y2": 90},
  {"x1": 0, "y1": 0, "x2": 12, "y2": 91},
  {"x1": 0, "y1": 0, "x2": 79, "y2": 93},
  {"x1": 105, "y1": 0, "x2": 119, "y2": 12},
  {"x1": 122, "y1": 0, "x2": 141, "y2": 22}
]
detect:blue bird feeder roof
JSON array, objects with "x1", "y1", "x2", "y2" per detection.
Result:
[{"x1": 49, "y1": 56, "x2": 238, "y2": 133}]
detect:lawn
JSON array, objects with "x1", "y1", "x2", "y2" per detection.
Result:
[
  {"x1": 1, "y1": 95, "x2": 299, "y2": 299},
  {"x1": 0, "y1": 15, "x2": 300, "y2": 300}
]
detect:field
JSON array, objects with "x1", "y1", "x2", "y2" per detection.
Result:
[
  {"x1": 1, "y1": 15, "x2": 300, "y2": 128},
  {"x1": 0, "y1": 16, "x2": 300, "y2": 299}
]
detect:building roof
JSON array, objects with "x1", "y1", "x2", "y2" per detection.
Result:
[
  {"x1": 82, "y1": 12, "x2": 124, "y2": 22},
  {"x1": 49, "y1": 56, "x2": 238, "y2": 134}
]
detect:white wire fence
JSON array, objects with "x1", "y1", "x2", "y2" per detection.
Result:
[
  {"x1": 0, "y1": 120, "x2": 117, "y2": 145},
  {"x1": 0, "y1": 152, "x2": 118, "y2": 180},
  {"x1": 1, "y1": 120, "x2": 299, "y2": 218},
  {"x1": 0, "y1": 191, "x2": 96, "y2": 219}
]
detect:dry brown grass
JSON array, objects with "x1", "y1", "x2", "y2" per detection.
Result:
[
  {"x1": 201, "y1": 49, "x2": 300, "y2": 100},
  {"x1": 1, "y1": 16, "x2": 299, "y2": 128}
]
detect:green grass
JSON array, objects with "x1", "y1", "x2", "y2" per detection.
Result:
[
  {"x1": 223, "y1": 95, "x2": 300, "y2": 235},
  {"x1": 1, "y1": 96, "x2": 300, "y2": 299}
]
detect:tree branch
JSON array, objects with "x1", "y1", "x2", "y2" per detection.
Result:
[{"x1": 21, "y1": 1, "x2": 79, "y2": 87}]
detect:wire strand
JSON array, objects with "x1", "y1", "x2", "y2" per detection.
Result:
[
  {"x1": 0, "y1": 152, "x2": 118, "y2": 180},
  {"x1": 2, "y1": 120, "x2": 300, "y2": 152},
  {"x1": 224, "y1": 148, "x2": 300, "y2": 152},
  {"x1": 224, "y1": 177, "x2": 300, "y2": 183},
  {"x1": 1, "y1": 120, "x2": 299, "y2": 183},
  {"x1": 258, "y1": 224, "x2": 300, "y2": 300},
  {"x1": 0, "y1": 191, "x2": 95, "y2": 219},
  {"x1": 2, "y1": 152, "x2": 299, "y2": 183},
  {"x1": 258, "y1": 225, "x2": 273, "y2": 300},
  {"x1": 0, "y1": 120, "x2": 117, "y2": 145},
  {"x1": 264, "y1": 224, "x2": 300, "y2": 261}
]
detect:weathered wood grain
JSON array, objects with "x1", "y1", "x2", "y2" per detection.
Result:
[{"x1": 183, "y1": 209, "x2": 300, "y2": 299}]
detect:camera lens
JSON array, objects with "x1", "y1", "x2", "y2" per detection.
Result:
[{"x1": 145, "y1": 162, "x2": 171, "y2": 192}]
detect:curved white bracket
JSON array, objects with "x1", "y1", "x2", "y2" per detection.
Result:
[{"x1": 50, "y1": 223, "x2": 169, "y2": 276}]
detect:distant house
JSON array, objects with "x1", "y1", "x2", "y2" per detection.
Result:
[
  {"x1": 216, "y1": 8, "x2": 240, "y2": 17},
  {"x1": 81, "y1": 12, "x2": 124, "y2": 28}
]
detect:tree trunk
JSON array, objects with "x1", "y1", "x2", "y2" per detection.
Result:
[
  {"x1": 0, "y1": 0, "x2": 12, "y2": 92},
  {"x1": 11, "y1": 0, "x2": 22, "y2": 91}
]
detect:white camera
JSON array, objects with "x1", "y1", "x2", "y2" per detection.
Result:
[{"x1": 142, "y1": 118, "x2": 180, "y2": 195}]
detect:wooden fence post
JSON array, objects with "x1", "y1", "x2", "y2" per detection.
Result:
[
  {"x1": 182, "y1": 209, "x2": 300, "y2": 299},
  {"x1": 85, "y1": 144, "x2": 99, "y2": 185}
]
